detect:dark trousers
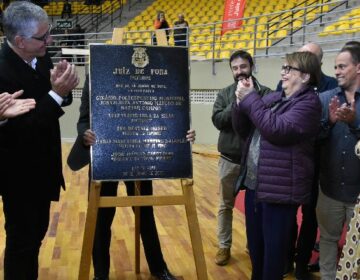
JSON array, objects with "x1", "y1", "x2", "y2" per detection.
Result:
[
  {"x1": 2, "y1": 195, "x2": 51, "y2": 280},
  {"x1": 245, "y1": 189, "x2": 298, "y2": 280},
  {"x1": 287, "y1": 177, "x2": 319, "y2": 269},
  {"x1": 92, "y1": 180, "x2": 167, "y2": 278}
]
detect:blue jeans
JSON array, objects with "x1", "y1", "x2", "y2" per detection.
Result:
[{"x1": 245, "y1": 189, "x2": 298, "y2": 280}]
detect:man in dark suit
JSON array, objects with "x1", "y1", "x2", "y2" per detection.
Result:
[
  {"x1": 0, "y1": 2, "x2": 79, "y2": 279},
  {"x1": 68, "y1": 76, "x2": 195, "y2": 280}
]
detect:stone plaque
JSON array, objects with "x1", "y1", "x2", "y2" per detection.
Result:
[{"x1": 89, "y1": 44, "x2": 192, "y2": 181}]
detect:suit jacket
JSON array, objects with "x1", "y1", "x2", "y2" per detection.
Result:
[
  {"x1": 0, "y1": 41, "x2": 72, "y2": 201},
  {"x1": 67, "y1": 75, "x2": 90, "y2": 171}
]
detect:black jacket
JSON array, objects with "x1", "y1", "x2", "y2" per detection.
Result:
[
  {"x1": 0, "y1": 41, "x2": 72, "y2": 201},
  {"x1": 67, "y1": 75, "x2": 91, "y2": 171}
]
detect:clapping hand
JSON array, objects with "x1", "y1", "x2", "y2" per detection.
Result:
[
  {"x1": 328, "y1": 96, "x2": 340, "y2": 124},
  {"x1": 235, "y1": 76, "x2": 254, "y2": 104},
  {"x1": 336, "y1": 100, "x2": 356, "y2": 124},
  {"x1": 328, "y1": 96, "x2": 356, "y2": 124},
  {"x1": 0, "y1": 90, "x2": 36, "y2": 120},
  {"x1": 50, "y1": 60, "x2": 79, "y2": 98}
]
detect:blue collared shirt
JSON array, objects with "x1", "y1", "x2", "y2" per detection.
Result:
[{"x1": 319, "y1": 86, "x2": 360, "y2": 203}]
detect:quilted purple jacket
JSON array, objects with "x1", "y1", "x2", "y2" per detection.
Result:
[{"x1": 232, "y1": 86, "x2": 321, "y2": 205}]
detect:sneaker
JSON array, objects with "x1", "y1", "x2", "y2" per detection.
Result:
[{"x1": 215, "y1": 248, "x2": 231, "y2": 266}]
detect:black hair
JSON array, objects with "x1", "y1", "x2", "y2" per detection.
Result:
[{"x1": 229, "y1": 50, "x2": 254, "y2": 68}]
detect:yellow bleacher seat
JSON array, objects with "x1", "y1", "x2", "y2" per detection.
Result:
[
  {"x1": 189, "y1": 36, "x2": 196, "y2": 44},
  {"x1": 258, "y1": 17, "x2": 268, "y2": 24},
  {"x1": 193, "y1": 51, "x2": 206, "y2": 58},
  {"x1": 190, "y1": 45, "x2": 201, "y2": 53},
  {"x1": 200, "y1": 44, "x2": 212, "y2": 52},
  {"x1": 257, "y1": 39, "x2": 271, "y2": 49},
  {"x1": 233, "y1": 41, "x2": 247, "y2": 50},
  {"x1": 220, "y1": 50, "x2": 231, "y2": 59},
  {"x1": 319, "y1": 24, "x2": 335, "y2": 36},
  {"x1": 206, "y1": 51, "x2": 220, "y2": 60},
  {"x1": 292, "y1": 20, "x2": 303, "y2": 29},
  {"x1": 223, "y1": 42, "x2": 235, "y2": 51},
  {"x1": 275, "y1": 29, "x2": 287, "y2": 39},
  {"x1": 352, "y1": 22, "x2": 360, "y2": 32},
  {"x1": 337, "y1": 23, "x2": 351, "y2": 34},
  {"x1": 125, "y1": 39, "x2": 134, "y2": 45},
  {"x1": 306, "y1": 12, "x2": 317, "y2": 21},
  {"x1": 256, "y1": 23, "x2": 266, "y2": 32},
  {"x1": 246, "y1": 18, "x2": 256, "y2": 26},
  {"x1": 239, "y1": 33, "x2": 252, "y2": 42},
  {"x1": 195, "y1": 35, "x2": 208, "y2": 44}
]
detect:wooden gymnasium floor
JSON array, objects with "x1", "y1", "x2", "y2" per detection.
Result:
[{"x1": 0, "y1": 143, "x2": 320, "y2": 280}]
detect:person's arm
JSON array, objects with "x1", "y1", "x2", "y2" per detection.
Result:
[
  {"x1": 154, "y1": 19, "x2": 162, "y2": 29},
  {"x1": 67, "y1": 76, "x2": 91, "y2": 171},
  {"x1": 211, "y1": 88, "x2": 233, "y2": 130},
  {"x1": 318, "y1": 93, "x2": 337, "y2": 140},
  {"x1": 232, "y1": 102, "x2": 252, "y2": 140},
  {"x1": 335, "y1": 98, "x2": 360, "y2": 139},
  {"x1": 77, "y1": 75, "x2": 90, "y2": 136},
  {"x1": 239, "y1": 90, "x2": 322, "y2": 145}
]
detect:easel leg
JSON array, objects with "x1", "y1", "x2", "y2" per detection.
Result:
[
  {"x1": 181, "y1": 179, "x2": 208, "y2": 280},
  {"x1": 78, "y1": 181, "x2": 102, "y2": 280},
  {"x1": 134, "y1": 181, "x2": 141, "y2": 274}
]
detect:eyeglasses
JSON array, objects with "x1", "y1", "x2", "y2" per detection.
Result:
[
  {"x1": 30, "y1": 24, "x2": 52, "y2": 43},
  {"x1": 281, "y1": 65, "x2": 302, "y2": 74}
]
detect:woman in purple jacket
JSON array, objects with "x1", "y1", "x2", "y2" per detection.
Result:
[{"x1": 232, "y1": 52, "x2": 322, "y2": 280}]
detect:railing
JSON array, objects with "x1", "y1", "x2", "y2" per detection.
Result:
[
  {"x1": 37, "y1": 0, "x2": 359, "y2": 68},
  {"x1": 45, "y1": 0, "x2": 124, "y2": 34}
]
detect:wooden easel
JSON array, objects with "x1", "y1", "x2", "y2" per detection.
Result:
[{"x1": 78, "y1": 28, "x2": 208, "y2": 280}]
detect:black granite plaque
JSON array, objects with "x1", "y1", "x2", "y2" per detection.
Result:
[{"x1": 89, "y1": 44, "x2": 192, "y2": 181}]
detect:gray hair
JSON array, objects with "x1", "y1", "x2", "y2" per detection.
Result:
[{"x1": 3, "y1": 1, "x2": 48, "y2": 44}]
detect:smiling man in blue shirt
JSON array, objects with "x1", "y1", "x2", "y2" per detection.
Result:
[{"x1": 317, "y1": 44, "x2": 360, "y2": 280}]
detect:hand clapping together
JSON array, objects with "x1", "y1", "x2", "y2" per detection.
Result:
[
  {"x1": 50, "y1": 60, "x2": 79, "y2": 97},
  {"x1": 235, "y1": 75, "x2": 254, "y2": 104},
  {"x1": 0, "y1": 90, "x2": 36, "y2": 121},
  {"x1": 328, "y1": 96, "x2": 356, "y2": 124}
]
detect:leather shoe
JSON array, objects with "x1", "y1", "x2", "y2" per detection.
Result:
[
  {"x1": 307, "y1": 261, "x2": 320, "y2": 272},
  {"x1": 215, "y1": 248, "x2": 231, "y2": 266},
  {"x1": 152, "y1": 268, "x2": 177, "y2": 280},
  {"x1": 295, "y1": 264, "x2": 312, "y2": 280},
  {"x1": 283, "y1": 262, "x2": 294, "y2": 278}
]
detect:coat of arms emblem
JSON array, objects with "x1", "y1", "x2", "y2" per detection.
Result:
[{"x1": 131, "y1": 47, "x2": 149, "y2": 68}]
